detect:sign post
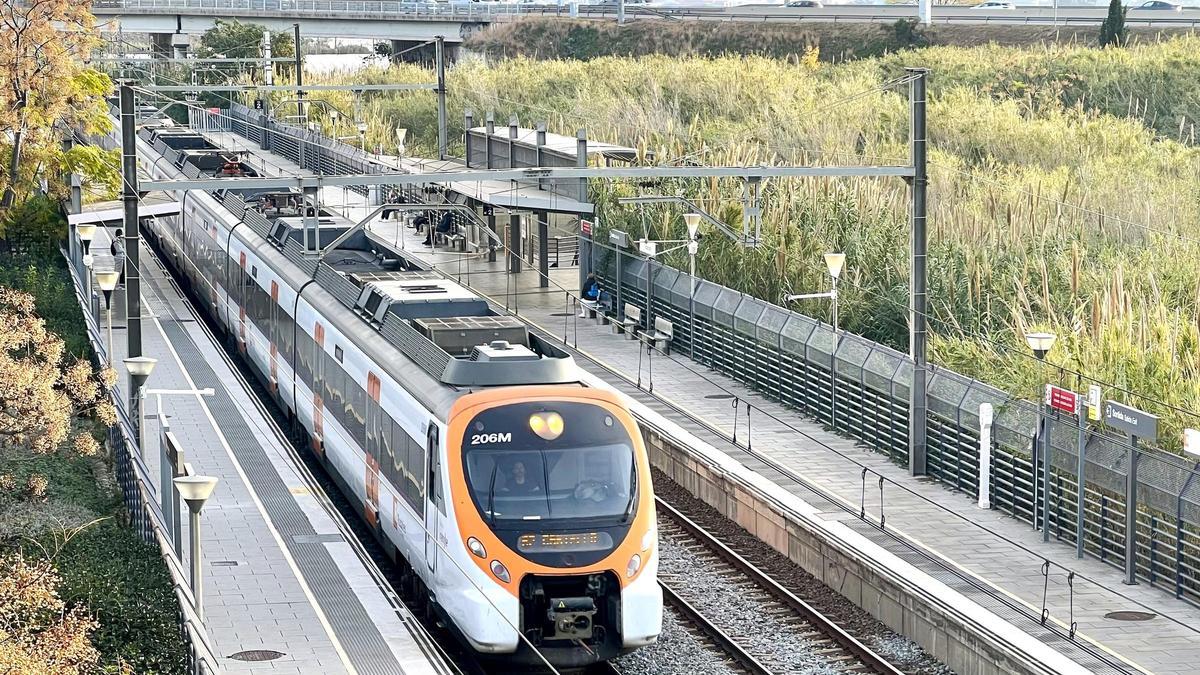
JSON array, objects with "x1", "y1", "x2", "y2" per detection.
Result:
[
  {"x1": 1076, "y1": 394, "x2": 1092, "y2": 559},
  {"x1": 1041, "y1": 384, "x2": 1078, "y2": 543},
  {"x1": 1103, "y1": 400, "x2": 1158, "y2": 585}
]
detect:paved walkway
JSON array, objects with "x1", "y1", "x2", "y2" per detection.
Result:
[
  {"x1": 376, "y1": 222, "x2": 1200, "y2": 675},
  {"x1": 81, "y1": 227, "x2": 447, "y2": 675}
]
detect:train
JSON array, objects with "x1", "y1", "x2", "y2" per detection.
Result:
[{"x1": 131, "y1": 121, "x2": 663, "y2": 669}]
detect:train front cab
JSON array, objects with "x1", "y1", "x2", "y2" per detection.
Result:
[{"x1": 443, "y1": 386, "x2": 662, "y2": 668}]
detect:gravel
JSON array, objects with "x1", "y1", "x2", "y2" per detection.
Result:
[
  {"x1": 612, "y1": 609, "x2": 743, "y2": 675},
  {"x1": 652, "y1": 469, "x2": 955, "y2": 675}
]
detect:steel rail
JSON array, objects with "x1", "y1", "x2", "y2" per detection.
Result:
[
  {"x1": 656, "y1": 496, "x2": 905, "y2": 675},
  {"x1": 658, "y1": 581, "x2": 773, "y2": 675}
]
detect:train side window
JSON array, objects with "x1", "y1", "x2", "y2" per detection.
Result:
[
  {"x1": 335, "y1": 345, "x2": 343, "y2": 363},
  {"x1": 427, "y1": 426, "x2": 444, "y2": 516}
]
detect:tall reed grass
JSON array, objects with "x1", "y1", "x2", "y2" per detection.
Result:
[{"x1": 287, "y1": 38, "x2": 1200, "y2": 449}]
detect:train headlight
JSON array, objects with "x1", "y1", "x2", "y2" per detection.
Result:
[
  {"x1": 529, "y1": 412, "x2": 564, "y2": 441},
  {"x1": 490, "y1": 560, "x2": 511, "y2": 583},
  {"x1": 626, "y1": 554, "x2": 642, "y2": 579},
  {"x1": 467, "y1": 537, "x2": 486, "y2": 559}
]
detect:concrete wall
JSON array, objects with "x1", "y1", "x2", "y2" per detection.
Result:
[{"x1": 642, "y1": 426, "x2": 1082, "y2": 675}]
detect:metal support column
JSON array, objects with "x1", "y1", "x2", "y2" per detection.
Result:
[
  {"x1": 464, "y1": 110, "x2": 474, "y2": 167},
  {"x1": 907, "y1": 67, "x2": 929, "y2": 476},
  {"x1": 1076, "y1": 399, "x2": 1088, "y2": 558},
  {"x1": 1042, "y1": 405, "x2": 1053, "y2": 542},
  {"x1": 435, "y1": 36, "x2": 448, "y2": 160},
  {"x1": 486, "y1": 207, "x2": 497, "y2": 263},
  {"x1": 538, "y1": 211, "x2": 550, "y2": 287},
  {"x1": 1125, "y1": 437, "x2": 1140, "y2": 584},
  {"x1": 293, "y1": 23, "x2": 305, "y2": 122},
  {"x1": 485, "y1": 113, "x2": 495, "y2": 168},
  {"x1": 577, "y1": 129, "x2": 589, "y2": 289},
  {"x1": 120, "y1": 83, "x2": 142, "y2": 369},
  {"x1": 509, "y1": 212, "x2": 522, "y2": 274},
  {"x1": 303, "y1": 185, "x2": 319, "y2": 252}
]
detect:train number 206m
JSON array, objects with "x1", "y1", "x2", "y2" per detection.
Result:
[{"x1": 471, "y1": 432, "x2": 512, "y2": 445}]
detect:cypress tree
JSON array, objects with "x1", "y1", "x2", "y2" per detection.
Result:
[{"x1": 1098, "y1": 0, "x2": 1128, "y2": 48}]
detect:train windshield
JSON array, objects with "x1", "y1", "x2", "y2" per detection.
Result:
[{"x1": 462, "y1": 401, "x2": 637, "y2": 525}]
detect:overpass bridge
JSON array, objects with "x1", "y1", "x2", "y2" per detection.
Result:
[{"x1": 90, "y1": 0, "x2": 1200, "y2": 51}]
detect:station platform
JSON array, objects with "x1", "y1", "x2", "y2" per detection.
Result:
[
  {"x1": 81, "y1": 227, "x2": 453, "y2": 675},
  {"x1": 187, "y1": 128, "x2": 1200, "y2": 674},
  {"x1": 371, "y1": 222, "x2": 1200, "y2": 675}
]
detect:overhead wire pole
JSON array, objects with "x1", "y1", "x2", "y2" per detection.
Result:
[
  {"x1": 908, "y1": 67, "x2": 929, "y2": 477},
  {"x1": 119, "y1": 81, "x2": 144, "y2": 379},
  {"x1": 436, "y1": 36, "x2": 448, "y2": 160},
  {"x1": 293, "y1": 23, "x2": 305, "y2": 122}
]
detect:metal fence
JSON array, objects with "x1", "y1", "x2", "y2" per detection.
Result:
[
  {"x1": 590, "y1": 239, "x2": 1200, "y2": 605},
  {"x1": 65, "y1": 252, "x2": 222, "y2": 674}
]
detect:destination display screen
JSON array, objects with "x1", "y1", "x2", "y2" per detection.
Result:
[{"x1": 518, "y1": 532, "x2": 613, "y2": 554}]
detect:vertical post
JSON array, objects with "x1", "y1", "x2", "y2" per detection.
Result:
[
  {"x1": 485, "y1": 113, "x2": 495, "y2": 168},
  {"x1": 120, "y1": 83, "x2": 142, "y2": 371},
  {"x1": 303, "y1": 185, "x2": 318, "y2": 252},
  {"x1": 486, "y1": 207, "x2": 497, "y2": 263},
  {"x1": 535, "y1": 122, "x2": 547, "y2": 190},
  {"x1": 577, "y1": 129, "x2": 590, "y2": 291},
  {"x1": 464, "y1": 110, "x2": 474, "y2": 167},
  {"x1": 68, "y1": 174, "x2": 82, "y2": 267},
  {"x1": 508, "y1": 116, "x2": 519, "y2": 168},
  {"x1": 537, "y1": 212, "x2": 549, "y2": 288},
  {"x1": 190, "y1": 508, "x2": 203, "y2": 619},
  {"x1": 1125, "y1": 436, "x2": 1139, "y2": 584},
  {"x1": 293, "y1": 23, "x2": 304, "y2": 122},
  {"x1": 618, "y1": 0, "x2": 626, "y2": 25},
  {"x1": 259, "y1": 31, "x2": 272, "y2": 151},
  {"x1": 1042, "y1": 402, "x2": 1053, "y2": 542},
  {"x1": 435, "y1": 36, "x2": 448, "y2": 160},
  {"x1": 509, "y1": 212, "x2": 522, "y2": 274},
  {"x1": 615, "y1": 245, "x2": 623, "y2": 318},
  {"x1": 831, "y1": 277, "x2": 839, "y2": 431},
  {"x1": 978, "y1": 403, "x2": 993, "y2": 509},
  {"x1": 1077, "y1": 398, "x2": 1088, "y2": 558},
  {"x1": 689, "y1": 248, "x2": 696, "y2": 359},
  {"x1": 907, "y1": 67, "x2": 929, "y2": 476}
]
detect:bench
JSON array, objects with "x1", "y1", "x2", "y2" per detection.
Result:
[
  {"x1": 445, "y1": 233, "x2": 467, "y2": 251},
  {"x1": 617, "y1": 303, "x2": 641, "y2": 339},
  {"x1": 650, "y1": 316, "x2": 674, "y2": 354}
]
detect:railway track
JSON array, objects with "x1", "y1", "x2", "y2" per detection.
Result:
[{"x1": 655, "y1": 497, "x2": 904, "y2": 675}]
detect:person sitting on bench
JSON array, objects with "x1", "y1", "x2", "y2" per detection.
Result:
[
  {"x1": 579, "y1": 273, "x2": 600, "y2": 317},
  {"x1": 411, "y1": 213, "x2": 429, "y2": 230},
  {"x1": 422, "y1": 211, "x2": 454, "y2": 246}
]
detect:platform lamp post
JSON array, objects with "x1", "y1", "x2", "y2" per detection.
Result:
[
  {"x1": 78, "y1": 223, "x2": 97, "y2": 304},
  {"x1": 96, "y1": 270, "x2": 120, "y2": 367},
  {"x1": 1026, "y1": 331, "x2": 1057, "y2": 542},
  {"x1": 785, "y1": 252, "x2": 846, "y2": 430},
  {"x1": 683, "y1": 213, "x2": 702, "y2": 359},
  {"x1": 173, "y1": 474, "x2": 219, "y2": 621},
  {"x1": 124, "y1": 356, "x2": 158, "y2": 460}
]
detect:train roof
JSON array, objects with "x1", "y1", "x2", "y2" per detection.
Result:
[{"x1": 158, "y1": 125, "x2": 579, "y2": 390}]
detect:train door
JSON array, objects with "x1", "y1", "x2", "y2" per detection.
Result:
[
  {"x1": 424, "y1": 425, "x2": 440, "y2": 574},
  {"x1": 237, "y1": 251, "x2": 247, "y2": 353},
  {"x1": 269, "y1": 281, "x2": 279, "y2": 393},
  {"x1": 312, "y1": 322, "x2": 325, "y2": 458},
  {"x1": 364, "y1": 372, "x2": 382, "y2": 528}
]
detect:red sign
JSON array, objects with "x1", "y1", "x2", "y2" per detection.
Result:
[
  {"x1": 580, "y1": 219, "x2": 593, "y2": 236},
  {"x1": 1045, "y1": 385, "x2": 1079, "y2": 415}
]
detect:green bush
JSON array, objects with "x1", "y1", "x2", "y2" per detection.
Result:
[
  {"x1": 55, "y1": 522, "x2": 189, "y2": 674},
  {"x1": 0, "y1": 252, "x2": 91, "y2": 357}
]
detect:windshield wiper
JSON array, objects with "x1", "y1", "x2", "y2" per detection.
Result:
[
  {"x1": 620, "y1": 460, "x2": 637, "y2": 523},
  {"x1": 487, "y1": 463, "x2": 499, "y2": 525}
]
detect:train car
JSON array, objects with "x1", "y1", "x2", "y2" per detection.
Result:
[{"x1": 135, "y1": 123, "x2": 662, "y2": 669}]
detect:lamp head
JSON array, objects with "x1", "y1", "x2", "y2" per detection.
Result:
[
  {"x1": 683, "y1": 213, "x2": 702, "y2": 240},
  {"x1": 174, "y1": 475, "x2": 218, "y2": 512},
  {"x1": 77, "y1": 222, "x2": 96, "y2": 243},
  {"x1": 357, "y1": 122, "x2": 367, "y2": 134},
  {"x1": 307, "y1": 121, "x2": 316, "y2": 132},
  {"x1": 96, "y1": 270, "x2": 120, "y2": 292},
  {"x1": 1024, "y1": 331, "x2": 1056, "y2": 360},
  {"x1": 329, "y1": 109, "x2": 339, "y2": 122},
  {"x1": 1185, "y1": 428, "x2": 1200, "y2": 461},
  {"x1": 123, "y1": 355, "x2": 158, "y2": 384},
  {"x1": 83, "y1": 253, "x2": 94, "y2": 268},
  {"x1": 824, "y1": 252, "x2": 846, "y2": 280}
]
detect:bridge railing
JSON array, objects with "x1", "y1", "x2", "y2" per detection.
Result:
[{"x1": 92, "y1": 0, "x2": 537, "y2": 18}]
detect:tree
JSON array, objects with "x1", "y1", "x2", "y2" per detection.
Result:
[
  {"x1": 0, "y1": 1, "x2": 110, "y2": 209},
  {"x1": 0, "y1": 552, "x2": 100, "y2": 674},
  {"x1": 0, "y1": 287, "x2": 115, "y2": 460},
  {"x1": 195, "y1": 19, "x2": 296, "y2": 84},
  {"x1": 1098, "y1": 0, "x2": 1128, "y2": 48}
]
